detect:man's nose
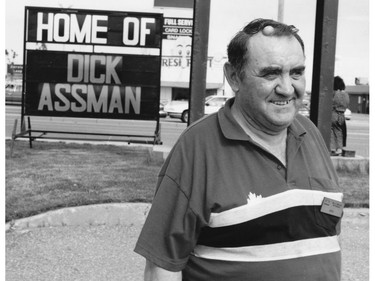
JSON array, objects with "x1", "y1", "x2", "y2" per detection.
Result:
[{"x1": 276, "y1": 76, "x2": 294, "y2": 96}]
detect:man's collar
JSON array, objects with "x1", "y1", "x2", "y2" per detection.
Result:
[
  {"x1": 218, "y1": 97, "x2": 307, "y2": 141},
  {"x1": 218, "y1": 98, "x2": 249, "y2": 141}
]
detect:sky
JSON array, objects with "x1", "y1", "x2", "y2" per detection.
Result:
[{"x1": 3, "y1": 0, "x2": 371, "y2": 90}]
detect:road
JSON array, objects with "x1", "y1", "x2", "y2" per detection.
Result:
[
  {"x1": 5, "y1": 105, "x2": 188, "y2": 148},
  {"x1": 345, "y1": 113, "x2": 369, "y2": 157},
  {"x1": 5, "y1": 105, "x2": 369, "y2": 157}
]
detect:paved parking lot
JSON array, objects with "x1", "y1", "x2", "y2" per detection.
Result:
[{"x1": 6, "y1": 205, "x2": 369, "y2": 281}]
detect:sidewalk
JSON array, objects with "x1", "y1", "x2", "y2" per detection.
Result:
[
  {"x1": 6, "y1": 204, "x2": 150, "y2": 281},
  {"x1": 6, "y1": 204, "x2": 369, "y2": 281}
]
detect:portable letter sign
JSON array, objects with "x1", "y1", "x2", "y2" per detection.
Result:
[{"x1": 24, "y1": 7, "x2": 163, "y2": 121}]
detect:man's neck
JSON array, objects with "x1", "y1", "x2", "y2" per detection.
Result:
[{"x1": 231, "y1": 103, "x2": 287, "y2": 166}]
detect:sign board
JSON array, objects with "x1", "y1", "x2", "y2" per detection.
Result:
[
  {"x1": 24, "y1": 7, "x2": 163, "y2": 121},
  {"x1": 160, "y1": 16, "x2": 225, "y2": 89},
  {"x1": 162, "y1": 17, "x2": 193, "y2": 39},
  {"x1": 7, "y1": 64, "x2": 23, "y2": 76}
]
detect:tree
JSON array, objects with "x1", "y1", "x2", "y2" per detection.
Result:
[{"x1": 5, "y1": 49, "x2": 18, "y2": 65}]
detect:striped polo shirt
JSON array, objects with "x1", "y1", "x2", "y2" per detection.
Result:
[{"x1": 135, "y1": 98, "x2": 343, "y2": 280}]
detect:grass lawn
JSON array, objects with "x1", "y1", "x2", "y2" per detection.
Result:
[{"x1": 5, "y1": 140, "x2": 369, "y2": 222}]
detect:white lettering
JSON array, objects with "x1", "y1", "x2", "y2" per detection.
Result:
[
  {"x1": 106, "y1": 56, "x2": 122, "y2": 84},
  {"x1": 67, "y1": 54, "x2": 122, "y2": 84},
  {"x1": 35, "y1": 12, "x2": 107, "y2": 44},
  {"x1": 123, "y1": 17, "x2": 139, "y2": 46},
  {"x1": 67, "y1": 54, "x2": 84, "y2": 83},
  {"x1": 108, "y1": 86, "x2": 123, "y2": 113},
  {"x1": 36, "y1": 83, "x2": 142, "y2": 115},
  {"x1": 125, "y1": 87, "x2": 141, "y2": 114},
  {"x1": 84, "y1": 54, "x2": 90, "y2": 83},
  {"x1": 54, "y1": 84, "x2": 70, "y2": 111},
  {"x1": 91, "y1": 15, "x2": 108, "y2": 44},
  {"x1": 36, "y1": 12, "x2": 54, "y2": 41},
  {"x1": 140, "y1": 18, "x2": 154, "y2": 46},
  {"x1": 165, "y1": 27, "x2": 178, "y2": 33},
  {"x1": 87, "y1": 85, "x2": 108, "y2": 113},
  {"x1": 38, "y1": 83, "x2": 53, "y2": 110},
  {"x1": 53, "y1": 13, "x2": 70, "y2": 42},
  {"x1": 90, "y1": 55, "x2": 106, "y2": 84},
  {"x1": 70, "y1": 14, "x2": 92, "y2": 43},
  {"x1": 71, "y1": 84, "x2": 87, "y2": 112},
  {"x1": 165, "y1": 18, "x2": 177, "y2": 25}
]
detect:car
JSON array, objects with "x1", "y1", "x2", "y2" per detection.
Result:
[
  {"x1": 5, "y1": 83, "x2": 23, "y2": 104},
  {"x1": 344, "y1": 108, "x2": 352, "y2": 120},
  {"x1": 163, "y1": 95, "x2": 233, "y2": 123},
  {"x1": 298, "y1": 105, "x2": 310, "y2": 117},
  {"x1": 298, "y1": 98, "x2": 310, "y2": 117},
  {"x1": 159, "y1": 102, "x2": 168, "y2": 118},
  {"x1": 163, "y1": 100, "x2": 189, "y2": 122}
]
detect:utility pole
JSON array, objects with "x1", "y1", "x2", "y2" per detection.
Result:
[
  {"x1": 310, "y1": 0, "x2": 339, "y2": 149},
  {"x1": 278, "y1": 0, "x2": 285, "y2": 22},
  {"x1": 188, "y1": 0, "x2": 211, "y2": 125}
]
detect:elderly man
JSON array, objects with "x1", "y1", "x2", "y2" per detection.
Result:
[{"x1": 135, "y1": 18, "x2": 343, "y2": 281}]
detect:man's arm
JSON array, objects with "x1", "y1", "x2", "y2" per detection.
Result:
[{"x1": 144, "y1": 260, "x2": 182, "y2": 281}]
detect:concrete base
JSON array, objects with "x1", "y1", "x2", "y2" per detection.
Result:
[{"x1": 330, "y1": 156, "x2": 369, "y2": 174}]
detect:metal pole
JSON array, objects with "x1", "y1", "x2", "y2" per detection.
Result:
[
  {"x1": 21, "y1": 7, "x2": 28, "y2": 132},
  {"x1": 310, "y1": 0, "x2": 339, "y2": 149},
  {"x1": 278, "y1": 0, "x2": 285, "y2": 22},
  {"x1": 188, "y1": 0, "x2": 211, "y2": 125}
]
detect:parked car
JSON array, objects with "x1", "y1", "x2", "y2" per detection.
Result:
[
  {"x1": 344, "y1": 108, "x2": 352, "y2": 120},
  {"x1": 159, "y1": 102, "x2": 167, "y2": 118},
  {"x1": 5, "y1": 83, "x2": 22, "y2": 104},
  {"x1": 298, "y1": 104, "x2": 310, "y2": 117},
  {"x1": 163, "y1": 95, "x2": 233, "y2": 123}
]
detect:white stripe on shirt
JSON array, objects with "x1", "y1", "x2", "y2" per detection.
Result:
[
  {"x1": 209, "y1": 189, "x2": 343, "y2": 228},
  {"x1": 193, "y1": 236, "x2": 340, "y2": 262}
]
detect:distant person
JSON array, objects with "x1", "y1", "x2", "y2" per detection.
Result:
[
  {"x1": 331, "y1": 76, "x2": 350, "y2": 156},
  {"x1": 135, "y1": 18, "x2": 343, "y2": 280}
]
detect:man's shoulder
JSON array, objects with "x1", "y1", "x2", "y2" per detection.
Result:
[{"x1": 181, "y1": 113, "x2": 221, "y2": 138}]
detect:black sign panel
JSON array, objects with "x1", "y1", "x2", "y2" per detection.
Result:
[
  {"x1": 26, "y1": 7, "x2": 162, "y2": 48},
  {"x1": 25, "y1": 50, "x2": 160, "y2": 120}
]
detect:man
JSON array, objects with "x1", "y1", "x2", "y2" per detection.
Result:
[{"x1": 135, "y1": 18, "x2": 343, "y2": 280}]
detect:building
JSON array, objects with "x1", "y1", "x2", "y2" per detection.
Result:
[
  {"x1": 160, "y1": 33, "x2": 226, "y2": 103},
  {"x1": 346, "y1": 84, "x2": 369, "y2": 114}
]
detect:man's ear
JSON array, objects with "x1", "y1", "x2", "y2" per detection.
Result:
[{"x1": 224, "y1": 62, "x2": 240, "y2": 93}]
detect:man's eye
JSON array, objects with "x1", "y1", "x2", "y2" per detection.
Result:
[
  {"x1": 262, "y1": 72, "x2": 279, "y2": 79},
  {"x1": 291, "y1": 69, "x2": 305, "y2": 78}
]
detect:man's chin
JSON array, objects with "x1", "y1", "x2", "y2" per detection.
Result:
[
  {"x1": 273, "y1": 110, "x2": 296, "y2": 122},
  {"x1": 268, "y1": 114, "x2": 295, "y2": 130}
]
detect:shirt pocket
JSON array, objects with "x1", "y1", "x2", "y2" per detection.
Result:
[{"x1": 309, "y1": 177, "x2": 343, "y2": 235}]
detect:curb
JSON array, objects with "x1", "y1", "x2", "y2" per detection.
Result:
[{"x1": 6, "y1": 203, "x2": 151, "y2": 232}]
